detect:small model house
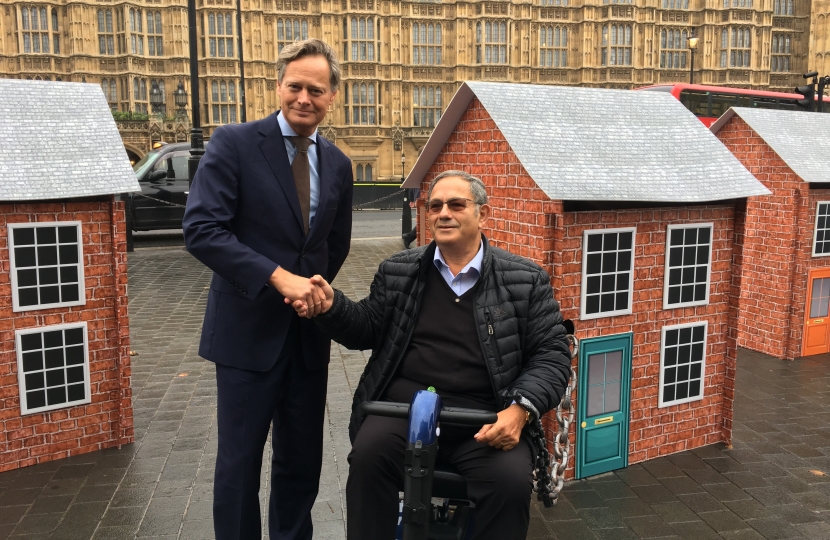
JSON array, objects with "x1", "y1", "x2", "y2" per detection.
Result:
[
  {"x1": 403, "y1": 82, "x2": 769, "y2": 479},
  {"x1": 712, "y1": 108, "x2": 830, "y2": 360},
  {"x1": 0, "y1": 79, "x2": 139, "y2": 471}
]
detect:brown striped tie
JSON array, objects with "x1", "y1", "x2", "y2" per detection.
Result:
[{"x1": 288, "y1": 136, "x2": 312, "y2": 236}]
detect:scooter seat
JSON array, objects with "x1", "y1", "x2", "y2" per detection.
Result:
[{"x1": 433, "y1": 462, "x2": 467, "y2": 500}]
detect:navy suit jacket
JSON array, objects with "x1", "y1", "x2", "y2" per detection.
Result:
[{"x1": 183, "y1": 113, "x2": 353, "y2": 372}]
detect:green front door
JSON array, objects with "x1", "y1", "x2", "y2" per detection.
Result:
[{"x1": 575, "y1": 333, "x2": 632, "y2": 479}]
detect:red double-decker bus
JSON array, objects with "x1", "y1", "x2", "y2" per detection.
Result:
[{"x1": 636, "y1": 83, "x2": 829, "y2": 126}]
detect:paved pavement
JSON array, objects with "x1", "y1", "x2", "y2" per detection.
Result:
[{"x1": 0, "y1": 228, "x2": 828, "y2": 539}]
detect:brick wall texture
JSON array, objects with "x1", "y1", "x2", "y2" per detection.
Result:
[
  {"x1": 0, "y1": 197, "x2": 134, "y2": 472},
  {"x1": 717, "y1": 116, "x2": 830, "y2": 360},
  {"x1": 419, "y1": 99, "x2": 737, "y2": 477}
]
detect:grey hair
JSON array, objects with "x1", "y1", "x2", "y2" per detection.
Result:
[
  {"x1": 427, "y1": 170, "x2": 489, "y2": 206},
  {"x1": 276, "y1": 39, "x2": 341, "y2": 92}
]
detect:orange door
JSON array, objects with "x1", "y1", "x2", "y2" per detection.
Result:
[{"x1": 802, "y1": 268, "x2": 830, "y2": 356}]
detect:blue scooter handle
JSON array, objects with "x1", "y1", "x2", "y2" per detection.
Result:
[{"x1": 360, "y1": 401, "x2": 498, "y2": 426}]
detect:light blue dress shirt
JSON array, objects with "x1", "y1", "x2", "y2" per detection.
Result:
[
  {"x1": 278, "y1": 112, "x2": 320, "y2": 226},
  {"x1": 433, "y1": 241, "x2": 484, "y2": 296}
]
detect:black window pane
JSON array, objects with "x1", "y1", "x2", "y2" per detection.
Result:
[
  {"x1": 37, "y1": 246, "x2": 58, "y2": 266},
  {"x1": 47, "y1": 386, "x2": 66, "y2": 405},
  {"x1": 678, "y1": 364, "x2": 690, "y2": 381},
  {"x1": 43, "y1": 330, "x2": 62, "y2": 348},
  {"x1": 64, "y1": 328, "x2": 84, "y2": 346},
  {"x1": 58, "y1": 226, "x2": 78, "y2": 243},
  {"x1": 618, "y1": 232, "x2": 632, "y2": 250},
  {"x1": 683, "y1": 246, "x2": 696, "y2": 265},
  {"x1": 698, "y1": 227, "x2": 710, "y2": 243},
  {"x1": 668, "y1": 286, "x2": 680, "y2": 305},
  {"x1": 13, "y1": 228, "x2": 35, "y2": 246},
  {"x1": 25, "y1": 372, "x2": 45, "y2": 390},
  {"x1": 692, "y1": 325, "x2": 705, "y2": 341},
  {"x1": 694, "y1": 284, "x2": 706, "y2": 301},
  {"x1": 602, "y1": 252, "x2": 617, "y2": 273},
  {"x1": 602, "y1": 274, "x2": 616, "y2": 293},
  {"x1": 586, "y1": 253, "x2": 601, "y2": 275},
  {"x1": 45, "y1": 348, "x2": 64, "y2": 369},
  {"x1": 689, "y1": 380, "x2": 700, "y2": 397},
  {"x1": 587, "y1": 276, "x2": 600, "y2": 294},
  {"x1": 65, "y1": 345, "x2": 85, "y2": 365},
  {"x1": 59, "y1": 245, "x2": 78, "y2": 265},
  {"x1": 664, "y1": 347, "x2": 677, "y2": 366},
  {"x1": 15, "y1": 247, "x2": 37, "y2": 268},
  {"x1": 684, "y1": 228, "x2": 697, "y2": 244},
  {"x1": 36, "y1": 227, "x2": 57, "y2": 244},
  {"x1": 665, "y1": 329, "x2": 678, "y2": 346},
  {"x1": 67, "y1": 383, "x2": 85, "y2": 402},
  {"x1": 45, "y1": 368, "x2": 65, "y2": 387},
  {"x1": 19, "y1": 288, "x2": 40, "y2": 307},
  {"x1": 670, "y1": 228, "x2": 684, "y2": 245},
  {"x1": 38, "y1": 267, "x2": 59, "y2": 286},
  {"x1": 679, "y1": 344, "x2": 691, "y2": 364},
  {"x1": 600, "y1": 293, "x2": 615, "y2": 312},
  {"x1": 679, "y1": 327, "x2": 692, "y2": 343},
  {"x1": 616, "y1": 273, "x2": 629, "y2": 290},
  {"x1": 663, "y1": 385, "x2": 675, "y2": 402},
  {"x1": 682, "y1": 267, "x2": 694, "y2": 283},
  {"x1": 66, "y1": 366, "x2": 84, "y2": 384},
  {"x1": 17, "y1": 269, "x2": 37, "y2": 287},
  {"x1": 669, "y1": 268, "x2": 682, "y2": 286},
  {"x1": 697, "y1": 246, "x2": 709, "y2": 265},
  {"x1": 587, "y1": 234, "x2": 603, "y2": 252},
  {"x1": 22, "y1": 351, "x2": 43, "y2": 372},
  {"x1": 669, "y1": 247, "x2": 683, "y2": 267},
  {"x1": 675, "y1": 382, "x2": 688, "y2": 399},
  {"x1": 617, "y1": 251, "x2": 631, "y2": 271},
  {"x1": 61, "y1": 285, "x2": 79, "y2": 303},
  {"x1": 21, "y1": 333, "x2": 42, "y2": 351},
  {"x1": 615, "y1": 291, "x2": 628, "y2": 310},
  {"x1": 664, "y1": 367, "x2": 676, "y2": 383},
  {"x1": 604, "y1": 233, "x2": 617, "y2": 251},
  {"x1": 690, "y1": 362, "x2": 702, "y2": 379},
  {"x1": 681, "y1": 285, "x2": 694, "y2": 303},
  {"x1": 586, "y1": 295, "x2": 600, "y2": 314},
  {"x1": 27, "y1": 390, "x2": 46, "y2": 409},
  {"x1": 60, "y1": 266, "x2": 78, "y2": 284},
  {"x1": 691, "y1": 343, "x2": 704, "y2": 362},
  {"x1": 39, "y1": 286, "x2": 60, "y2": 305},
  {"x1": 695, "y1": 266, "x2": 707, "y2": 283}
]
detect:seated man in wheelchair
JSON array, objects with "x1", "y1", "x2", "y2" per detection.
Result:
[{"x1": 294, "y1": 170, "x2": 572, "y2": 540}]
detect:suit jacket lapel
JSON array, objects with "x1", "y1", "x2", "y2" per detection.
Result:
[
  {"x1": 258, "y1": 114, "x2": 304, "y2": 232},
  {"x1": 307, "y1": 136, "x2": 334, "y2": 241}
]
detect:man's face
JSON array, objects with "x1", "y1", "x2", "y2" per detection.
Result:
[
  {"x1": 428, "y1": 176, "x2": 489, "y2": 253},
  {"x1": 277, "y1": 55, "x2": 336, "y2": 137}
]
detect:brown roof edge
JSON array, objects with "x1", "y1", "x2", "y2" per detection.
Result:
[{"x1": 709, "y1": 108, "x2": 738, "y2": 134}]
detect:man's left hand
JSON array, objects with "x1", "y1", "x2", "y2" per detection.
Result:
[{"x1": 473, "y1": 403, "x2": 528, "y2": 451}]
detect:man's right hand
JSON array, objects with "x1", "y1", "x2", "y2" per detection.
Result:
[
  {"x1": 270, "y1": 267, "x2": 328, "y2": 317},
  {"x1": 291, "y1": 275, "x2": 334, "y2": 318}
]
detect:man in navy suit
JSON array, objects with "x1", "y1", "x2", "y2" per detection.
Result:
[{"x1": 183, "y1": 39, "x2": 353, "y2": 539}]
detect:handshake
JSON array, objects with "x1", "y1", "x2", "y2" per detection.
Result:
[{"x1": 269, "y1": 266, "x2": 334, "y2": 318}]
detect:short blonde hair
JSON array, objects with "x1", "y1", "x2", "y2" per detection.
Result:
[{"x1": 276, "y1": 39, "x2": 341, "y2": 92}]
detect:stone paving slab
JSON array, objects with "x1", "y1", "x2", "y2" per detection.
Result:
[{"x1": 0, "y1": 234, "x2": 828, "y2": 539}]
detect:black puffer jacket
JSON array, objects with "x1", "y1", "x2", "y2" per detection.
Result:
[{"x1": 317, "y1": 236, "x2": 571, "y2": 455}]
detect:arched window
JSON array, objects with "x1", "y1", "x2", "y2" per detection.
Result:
[
  {"x1": 348, "y1": 17, "x2": 375, "y2": 61},
  {"x1": 539, "y1": 26, "x2": 567, "y2": 67},
  {"x1": 477, "y1": 20, "x2": 507, "y2": 64},
  {"x1": 659, "y1": 28, "x2": 688, "y2": 69},
  {"x1": 412, "y1": 23, "x2": 442, "y2": 65},
  {"x1": 347, "y1": 82, "x2": 377, "y2": 125},
  {"x1": 210, "y1": 80, "x2": 238, "y2": 124},
  {"x1": 97, "y1": 9, "x2": 114, "y2": 55},
  {"x1": 276, "y1": 18, "x2": 309, "y2": 52},
  {"x1": 413, "y1": 85, "x2": 443, "y2": 128},
  {"x1": 207, "y1": 12, "x2": 234, "y2": 58},
  {"x1": 771, "y1": 34, "x2": 791, "y2": 72},
  {"x1": 147, "y1": 11, "x2": 163, "y2": 56},
  {"x1": 601, "y1": 24, "x2": 632, "y2": 65}
]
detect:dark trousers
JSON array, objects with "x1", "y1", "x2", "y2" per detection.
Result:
[
  {"x1": 213, "y1": 324, "x2": 328, "y2": 540},
  {"x1": 347, "y1": 415, "x2": 533, "y2": 540}
]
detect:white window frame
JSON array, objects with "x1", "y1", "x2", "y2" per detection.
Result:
[
  {"x1": 662, "y1": 223, "x2": 713, "y2": 310},
  {"x1": 658, "y1": 321, "x2": 708, "y2": 408},
  {"x1": 812, "y1": 201, "x2": 830, "y2": 257},
  {"x1": 8, "y1": 221, "x2": 86, "y2": 312},
  {"x1": 580, "y1": 227, "x2": 636, "y2": 320},
  {"x1": 16, "y1": 322, "x2": 92, "y2": 415}
]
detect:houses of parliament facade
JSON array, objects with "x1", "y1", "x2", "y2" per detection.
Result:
[{"x1": 1, "y1": 0, "x2": 829, "y2": 180}]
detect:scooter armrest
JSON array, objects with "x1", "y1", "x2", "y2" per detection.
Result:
[{"x1": 361, "y1": 401, "x2": 410, "y2": 419}]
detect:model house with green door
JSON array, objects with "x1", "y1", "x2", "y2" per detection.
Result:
[{"x1": 403, "y1": 82, "x2": 769, "y2": 479}]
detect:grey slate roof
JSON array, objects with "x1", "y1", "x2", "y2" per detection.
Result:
[
  {"x1": 403, "y1": 81, "x2": 770, "y2": 202},
  {"x1": 710, "y1": 107, "x2": 830, "y2": 184},
  {"x1": 0, "y1": 79, "x2": 140, "y2": 201}
]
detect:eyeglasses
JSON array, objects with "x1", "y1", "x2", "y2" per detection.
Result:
[{"x1": 426, "y1": 197, "x2": 477, "y2": 214}]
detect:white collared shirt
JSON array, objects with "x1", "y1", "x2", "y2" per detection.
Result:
[
  {"x1": 433, "y1": 241, "x2": 484, "y2": 296},
  {"x1": 277, "y1": 112, "x2": 321, "y2": 225}
]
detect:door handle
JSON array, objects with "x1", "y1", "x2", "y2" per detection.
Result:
[{"x1": 594, "y1": 416, "x2": 614, "y2": 425}]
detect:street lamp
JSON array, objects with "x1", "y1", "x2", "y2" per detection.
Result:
[
  {"x1": 149, "y1": 81, "x2": 164, "y2": 115},
  {"x1": 401, "y1": 150, "x2": 411, "y2": 237},
  {"x1": 187, "y1": 0, "x2": 204, "y2": 186},
  {"x1": 173, "y1": 81, "x2": 188, "y2": 118},
  {"x1": 688, "y1": 34, "x2": 699, "y2": 85}
]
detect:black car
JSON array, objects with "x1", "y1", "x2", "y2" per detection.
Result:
[{"x1": 127, "y1": 142, "x2": 195, "y2": 231}]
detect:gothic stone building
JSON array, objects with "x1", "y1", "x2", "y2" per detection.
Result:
[
  {"x1": 403, "y1": 81, "x2": 769, "y2": 478},
  {"x1": 0, "y1": 0, "x2": 826, "y2": 176}
]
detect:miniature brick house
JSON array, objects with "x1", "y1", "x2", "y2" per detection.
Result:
[
  {"x1": 403, "y1": 82, "x2": 769, "y2": 479},
  {"x1": 712, "y1": 108, "x2": 830, "y2": 360},
  {"x1": 0, "y1": 79, "x2": 139, "y2": 471}
]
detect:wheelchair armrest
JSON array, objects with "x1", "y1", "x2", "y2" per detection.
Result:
[
  {"x1": 361, "y1": 401, "x2": 410, "y2": 419},
  {"x1": 439, "y1": 407, "x2": 497, "y2": 426}
]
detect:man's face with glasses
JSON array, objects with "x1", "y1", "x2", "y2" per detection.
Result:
[{"x1": 427, "y1": 176, "x2": 489, "y2": 255}]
